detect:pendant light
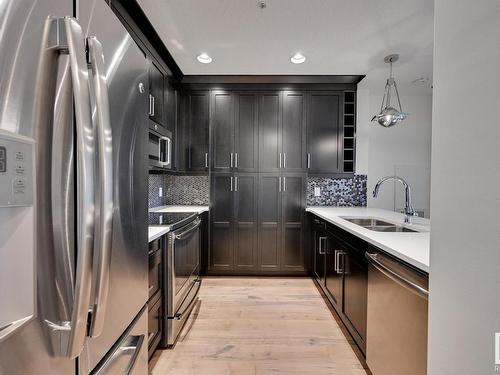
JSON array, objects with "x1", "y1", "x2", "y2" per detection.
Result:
[{"x1": 371, "y1": 54, "x2": 408, "y2": 127}]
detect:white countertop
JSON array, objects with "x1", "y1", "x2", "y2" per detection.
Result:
[
  {"x1": 148, "y1": 205, "x2": 209, "y2": 242},
  {"x1": 306, "y1": 207, "x2": 430, "y2": 272}
]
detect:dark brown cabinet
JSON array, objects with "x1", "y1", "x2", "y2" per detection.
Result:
[
  {"x1": 209, "y1": 173, "x2": 258, "y2": 271},
  {"x1": 234, "y1": 174, "x2": 258, "y2": 269},
  {"x1": 325, "y1": 235, "x2": 344, "y2": 308},
  {"x1": 211, "y1": 92, "x2": 234, "y2": 172},
  {"x1": 310, "y1": 213, "x2": 368, "y2": 354},
  {"x1": 282, "y1": 91, "x2": 307, "y2": 172},
  {"x1": 149, "y1": 62, "x2": 164, "y2": 126},
  {"x1": 185, "y1": 91, "x2": 209, "y2": 171},
  {"x1": 210, "y1": 174, "x2": 234, "y2": 270},
  {"x1": 281, "y1": 173, "x2": 306, "y2": 271},
  {"x1": 235, "y1": 93, "x2": 259, "y2": 172},
  {"x1": 257, "y1": 173, "x2": 306, "y2": 272},
  {"x1": 306, "y1": 91, "x2": 342, "y2": 174},
  {"x1": 258, "y1": 92, "x2": 282, "y2": 172},
  {"x1": 343, "y1": 246, "x2": 368, "y2": 344},
  {"x1": 258, "y1": 174, "x2": 281, "y2": 270}
]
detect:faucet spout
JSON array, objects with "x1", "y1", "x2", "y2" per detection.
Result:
[{"x1": 372, "y1": 176, "x2": 417, "y2": 223}]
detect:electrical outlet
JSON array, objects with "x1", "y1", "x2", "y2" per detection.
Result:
[
  {"x1": 159, "y1": 187, "x2": 163, "y2": 197},
  {"x1": 314, "y1": 187, "x2": 321, "y2": 197}
]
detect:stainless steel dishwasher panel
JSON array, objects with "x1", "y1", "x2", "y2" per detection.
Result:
[{"x1": 366, "y1": 252, "x2": 428, "y2": 375}]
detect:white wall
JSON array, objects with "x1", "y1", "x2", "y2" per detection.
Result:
[
  {"x1": 356, "y1": 89, "x2": 433, "y2": 217},
  {"x1": 428, "y1": 1, "x2": 500, "y2": 374}
]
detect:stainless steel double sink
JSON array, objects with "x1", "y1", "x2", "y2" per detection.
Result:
[{"x1": 340, "y1": 217, "x2": 419, "y2": 233}]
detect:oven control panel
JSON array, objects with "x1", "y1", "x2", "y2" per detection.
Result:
[{"x1": 0, "y1": 132, "x2": 34, "y2": 207}]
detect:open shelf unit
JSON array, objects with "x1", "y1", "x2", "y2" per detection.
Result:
[{"x1": 343, "y1": 91, "x2": 356, "y2": 173}]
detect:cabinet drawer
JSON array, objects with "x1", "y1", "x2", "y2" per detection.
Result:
[
  {"x1": 148, "y1": 295, "x2": 162, "y2": 358},
  {"x1": 148, "y1": 249, "x2": 162, "y2": 300}
]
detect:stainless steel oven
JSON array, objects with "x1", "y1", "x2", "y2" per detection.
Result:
[
  {"x1": 161, "y1": 216, "x2": 201, "y2": 347},
  {"x1": 148, "y1": 123, "x2": 172, "y2": 170}
]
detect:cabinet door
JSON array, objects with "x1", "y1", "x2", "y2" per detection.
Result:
[
  {"x1": 325, "y1": 235, "x2": 344, "y2": 307},
  {"x1": 210, "y1": 174, "x2": 234, "y2": 270},
  {"x1": 211, "y1": 92, "x2": 234, "y2": 172},
  {"x1": 149, "y1": 62, "x2": 164, "y2": 126},
  {"x1": 187, "y1": 91, "x2": 209, "y2": 171},
  {"x1": 234, "y1": 174, "x2": 258, "y2": 270},
  {"x1": 235, "y1": 93, "x2": 258, "y2": 172},
  {"x1": 343, "y1": 247, "x2": 368, "y2": 343},
  {"x1": 312, "y1": 219, "x2": 326, "y2": 284},
  {"x1": 282, "y1": 92, "x2": 306, "y2": 172},
  {"x1": 258, "y1": 93, "x2": 282, "y2": 172},
  {"x1": 163, "y1": 78, "x2": 176, "y2": 134},
  {"x1": 258, "y1": 174, "x2": 281, "y2": 270},
  {"x1": 281, "y1": 174, "x2": 306, "y2": 271},
  {"x1": 307, "y1": 91, "x2": 341, "y2": 173}
]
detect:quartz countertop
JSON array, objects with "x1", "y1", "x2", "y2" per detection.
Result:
[
  {"x1": 148, "y1": 205, "x2": 209, "y2": 242},
  {"x1": 306, "y1": 207, "x2": 430, "y2": 272}
]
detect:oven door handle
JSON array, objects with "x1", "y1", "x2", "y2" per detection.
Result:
[
  {"x1": 173, "y1": 279, "x2": 201, "y2": 321},
  {"x1": 173, "y1": 218, "x2": 201, "y2": 240}
]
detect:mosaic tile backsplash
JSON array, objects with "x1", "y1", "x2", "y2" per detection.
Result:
[
  {"x1": 306, "y1": 175, "x2": 367, "y2": 206},
  {"x1": 148, "y1": 174, "x2": 210, "y2": 208}
]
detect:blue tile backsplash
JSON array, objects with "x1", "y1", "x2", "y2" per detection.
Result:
[{"x1": 306, "y1": 175, "x2": 367, "y2": 206}]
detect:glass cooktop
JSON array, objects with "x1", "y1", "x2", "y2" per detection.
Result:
[{"x1": 148, "y1": 212, "x2": 197, "y2": 230}]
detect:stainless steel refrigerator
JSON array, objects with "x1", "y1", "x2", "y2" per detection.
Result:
[{"x1": 0, "y1": 0, "x2": 149, "y2": 374}]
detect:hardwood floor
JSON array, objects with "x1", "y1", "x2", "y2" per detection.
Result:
[{"x1": 150, "y1": 277, "x2": 368, "y2": 375}]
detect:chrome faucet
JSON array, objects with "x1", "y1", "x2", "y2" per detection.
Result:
[{"x1": 373, "y1": 176, "x2": 417, "y2": 223}]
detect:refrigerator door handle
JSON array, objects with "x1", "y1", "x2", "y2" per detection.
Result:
[
  {"x1": 92, "y1": 334, "x2": 145, "y2": 375},
  {"x1": 42, "y1": 17, "x2": 95, "y2": 358},
  {"x1": 87, "y1": 36, "x2": 114, "y2": 338}
]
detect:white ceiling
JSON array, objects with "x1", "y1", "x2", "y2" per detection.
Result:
[{"x1": 138, "y1": 0, "x2": 434, "y2": 94}]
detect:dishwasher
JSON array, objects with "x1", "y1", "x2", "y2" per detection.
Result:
[{"x1": 365, "y1": 251, "x2": 428, "y2": 375}]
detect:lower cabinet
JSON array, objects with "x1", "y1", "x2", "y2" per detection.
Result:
[
  {"x1": 209, "y1": 173, "x2": 306, "y2": 274},
  {"x1": 310, "y1": 214, "x2": 368, "y2": 355}
]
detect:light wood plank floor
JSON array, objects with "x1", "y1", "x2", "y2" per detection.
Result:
[{"x1": 150, "y1": 277, "x2": 368, "y2": 375}]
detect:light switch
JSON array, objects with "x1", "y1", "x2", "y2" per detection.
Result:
[
  {"x1": 314, "y1": 187, "x2": 321, "y2": 197},
  {"x1": 159, "y1": 187, "x2": 163, "y2": 197}
]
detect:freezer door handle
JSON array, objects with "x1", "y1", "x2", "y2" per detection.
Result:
[
  {"x1": 92, "y1": 334, "x2": 145, "y2": 375},
  {"x1": 42, "y1": 17, "x2": 95, "y2": 358},
  {"x1": 87, "y1": 36, "x2": 114, "y2": 338}
]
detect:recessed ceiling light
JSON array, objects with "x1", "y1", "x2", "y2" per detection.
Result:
[
  {"x1": 290, "y1": 53, "x2": 306, "y2": 64},
  {"x1": 197, "y1": 53, "x2": 213, "y2": 64}
]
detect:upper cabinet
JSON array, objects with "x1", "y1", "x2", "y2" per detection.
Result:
[
  {"x1": 282, "y1": 91, "x2": 307, "y2": 172},
  {"x1": 306, "y1": 91, "x2": 342, "y2": 174},
  {"x1": 148, "y1": 62, "x2": 164, "y2": 126},
  {"x1": 185, "y1": 91, "x2": 210, "y2": 171}
]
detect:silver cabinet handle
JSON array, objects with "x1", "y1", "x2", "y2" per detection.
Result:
[
  {"x1": 87, "y1": 36, "x2": 113, "y2": 338},
  {"x1": 149, "y1": 94, "x2": 154, "y2": 116},
  {"x1": 279, "y1": 153, "x2": 282, "y2": 168},
  {"x1": 307, "y1": 153, "x2": 311, "y2": 169},
  {"x1": 151, "y1": 95, "x2": 155, "y2": 117},
  {"x1": 230, "y1": 176, "x2": 233, "y2": 192},
  {"x1": 42, "y1": 17, "x2": 95, "y2": 358},
  {"x1": 283, "y1": 153, "x2": 286, "y2": 169},
  {"x1": 205, "y1": 153, "x2": 209, "y2": 168},
  {"x1": 366, "y1": 252, "x2": 429, "y2": 298},
  {"x1": 279, "y1": 176, "x2": 281, "y2": 192},
  {"x1": 283, "y1": 177, "x2": 286, "y2": 192},
  {"x1": 230, "y1": 153, "x2": 234, "y2": 168},
  {"x1": 235, "y1": 176, "x2": 238, "y2": 192},
  {"x1": 335, "y1": 250, "x2": 345, "y2": 274},
  {"x1": 318, "y1": 236, "x2": 327, "y2": 255},
  {"x1": 235, "y1": 153, "x2": 238, "y2": 168}
]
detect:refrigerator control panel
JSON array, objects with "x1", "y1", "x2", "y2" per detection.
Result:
[{"x1": 0, "y1": 132, "x2": 34, "y2": 207}]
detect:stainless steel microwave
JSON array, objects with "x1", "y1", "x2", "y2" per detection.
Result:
[{"x1": 148, "y1": 123, "x2": 172, "y2": 170}]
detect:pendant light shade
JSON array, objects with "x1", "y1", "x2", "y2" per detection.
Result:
[{"x1": 371, "y1": 54, "x2": 408, "y2": 128}]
